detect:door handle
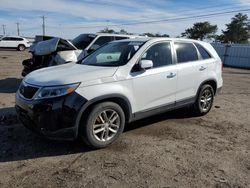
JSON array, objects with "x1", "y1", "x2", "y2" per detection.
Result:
[
  {"x1": 199, "y1": 66, "x2": 206, "y2": 71},
  {"x1": 166, "y1": 72, "x2": 176, "y2": 78}
]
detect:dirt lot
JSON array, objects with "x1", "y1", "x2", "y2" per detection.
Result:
[{"x1": 0, "y1": 50, "x2": 249, "y2": 188}]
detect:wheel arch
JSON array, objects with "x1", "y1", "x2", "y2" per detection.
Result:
[
  {"x1": 17, "y1": 43, "x2": 26, "y2": 50},
  {"x1": 75, "y1": 94, "x2": 133, "y2": 136},
  {"x1": 197, "y1": 79, "x2": 217, "y2": 97}
]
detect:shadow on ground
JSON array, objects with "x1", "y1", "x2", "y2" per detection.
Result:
[
  {"x1": 225, "y1": 71, "x2": 250, "y2": 75},
  {"x1": 0, "y1": 107, "x2": 195, "y2": 163},
  {"x1": 0, "y1": 49, "x2": 17, "y2": 51},
  {"x1": 0, "y1": 78, "x2": 22, "y2": 93}
]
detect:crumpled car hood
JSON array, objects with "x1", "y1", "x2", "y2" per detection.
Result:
[
  {"x1": 24, "y1": 63, "x2": 118, "y2": 86},
  {"x1": 30, "y1": 37, "x2": 77, "y2": 56}
]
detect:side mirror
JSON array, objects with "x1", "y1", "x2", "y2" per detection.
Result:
[{"x1": 139, "y1": 60, "x2": 153, "y2": 70}]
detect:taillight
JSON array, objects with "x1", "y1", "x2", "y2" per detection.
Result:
[{"x1": 221, "y1": 61, "x2": 224, "y2": 71}]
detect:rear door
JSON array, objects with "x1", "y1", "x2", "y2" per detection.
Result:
[
  {"x1": 174, "y1": 42, "x2": 208, "y2": 102},
  {"x1": 130, "y1": 41, "x2": 177, "y2": 112}
]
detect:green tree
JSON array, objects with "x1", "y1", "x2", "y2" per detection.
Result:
[
  {"x1": 99, "y1": 28, "x2": 131, "y2": 34},
  {"x1": 119, "y1": 29, "x2": 128, "y2": 34},
  {"x1": 99, "y1": 27, "x2": 115, "y2": 33},
  {"x1": 222, "y1": 13, "x2": 250, "y2": 43},
  {"x1": 143, "y1": 32, "x2": 169, "y2": 37},
  {"x1": 181, "y1": 22, "x2": 218, "y2": 40}
]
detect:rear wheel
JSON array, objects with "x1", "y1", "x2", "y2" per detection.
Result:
[
  {"x1": 192, "y1": 84, "x2": 214, "y2": 116},
  {"x1": 80, "y1": 102, "x2": 125, "y2": 149},
  {"x1": 17, "y1": 44, "x2": 25, "y2": 51}
]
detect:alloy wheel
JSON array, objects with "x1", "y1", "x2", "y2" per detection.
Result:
[
  {"x1": 200, "y1": 89, "x2": 213, "y2": 111},
  {"x1": 92, "y1": 109, "x2": 120, "y2": 142}
]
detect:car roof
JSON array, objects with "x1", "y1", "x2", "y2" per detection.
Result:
[
  {"x1": 111, "y1": 37, "x2": 150, "y2": 42},
  {"x1": 111, "y1": 37, "x2": 209, "y2": 45},
  {"x1": 96, "y1": 33, "x2": 143, "y2": 38}
]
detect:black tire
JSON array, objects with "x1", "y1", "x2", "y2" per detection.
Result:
[
  {"x1": 80, "y1": 102, "x2": 125, "y2": 149},
  {"x1": 192, "y1": 84, "x2": 214, "y2": 116},
  {"x1": 17, "y1": 44, "x2": 26, "y2": 51}
]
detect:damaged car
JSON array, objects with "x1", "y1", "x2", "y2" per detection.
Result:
[{"x1": 21, "y1": 33, "x2": 140, "y2": 76}]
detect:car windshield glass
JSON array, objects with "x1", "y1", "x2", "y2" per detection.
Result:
[
  {"x1": 71, "y1": 34, "x2": 96, "y2": 49},
  {"x1": 81, "y1": 41, "x2": 145, "y2": 67}
]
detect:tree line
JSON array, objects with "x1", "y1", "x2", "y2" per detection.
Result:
[
  {"x1": 99, "y1": 13, "x2": 250, "y2": 43},
  {"x1": 99, "y1": 28, "x2": 170, "y2": 38}
]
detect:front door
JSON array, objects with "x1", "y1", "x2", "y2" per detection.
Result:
[{"x1": 130, "y1": 42, "x2": 177, "y2": 113}]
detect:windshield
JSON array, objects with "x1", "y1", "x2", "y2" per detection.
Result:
[
  {"x1": 81, "y1": 41, "x2": 145, "y2": 67},
  {"x1": 71, "y1": 34, "x2": 96, "y2": 49}
]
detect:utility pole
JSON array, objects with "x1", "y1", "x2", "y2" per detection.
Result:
[
  {"x1": 2, "y1": 24, "x2": 6, "y2": 36},
  {"x1": 16, "y1": 22, "x2": 20, "y2": 36},
  {"x1": 41, "y1": 16, "x2": 46, "y2": 36}
]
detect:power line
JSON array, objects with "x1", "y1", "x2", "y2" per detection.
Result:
[
  {"x1": 2, "y1": 25, "x2": 6, "y2": 35},
  {"x1": 47, "y1": 8, "x2": 250, "y2": 29},
  {"x1": 41, "y1": 16, "x2": 46, "y2": 35},
  {"x1": 47, "y1": 2, "x2": 250, "y2": 29},
  {"x1": 131, "y1": 2, "x2": 250, "y2": 23},
  {"x1": 16, "y1": 22, "x2": 20, "y2": 36}
]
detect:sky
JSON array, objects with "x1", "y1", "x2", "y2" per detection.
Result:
[{"x1": 0, "y1": 0, "x2": 250, "y2": 39}]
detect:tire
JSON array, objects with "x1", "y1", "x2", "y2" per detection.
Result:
[
  {"x1": 80, "y1": 102, "x2": 125, "y2": 149},
  {"x1": 192, "y1": 84, "x2": 214, "y2": 116},
  {"x1": 17, "y1": 44, "x2": 26, "y2": 51}
]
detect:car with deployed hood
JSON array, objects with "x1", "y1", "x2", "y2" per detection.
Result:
[
  {"x1": 21, "y1": 33, "x2": 141, "y2": 76},
  {"x1": 16, "y1": 37, "x2": 223, "y2": 148}
]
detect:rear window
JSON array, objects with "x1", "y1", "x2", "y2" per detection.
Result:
[
  {"x1": 195, "y1": 43, "x2": 211, "y2": 59},
  {"x1": 175, "y1": 42, "x2": 198, "y2": 63},
  {"x1": 11, "y1": 37, "x2": 24, "y2": 41}
]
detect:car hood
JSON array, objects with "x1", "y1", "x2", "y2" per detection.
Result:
[
  {"x1": 30, "y1": 37, "x2": 77, "y2": 56},
  {"x1": 24, "y1": 63, "x2": 118, "y2": 86}
]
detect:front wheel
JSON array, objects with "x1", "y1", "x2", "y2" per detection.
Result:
[
  {"x1": 80, "y1": 102, "x2": 125, "y2": 149},
  {"x1": 192, "y1": 84, "x2": 214, "y2": 116}
]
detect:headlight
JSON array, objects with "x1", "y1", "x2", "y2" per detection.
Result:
[{"x1": 35, "y1": 83, "x2": 80, "y2": 99}]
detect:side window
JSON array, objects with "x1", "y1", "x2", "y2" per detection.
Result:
[
  {"x1": 114, "y1": 37, "x2": 128, "y2": 40},
  {"x1": 141, "y1": 42, "x2": 172, "y2": 68},
  {"x1": 2, "y1": 37, "x2": 10, "y2": 41},
  {"x1": 89, "y1": 36, "x2": 113, "y2": 51},
  {"x1": 175, "y1": 42, "x2": 198, "y2": 63},
  {"x1": 15, "y1": 38, "x2": 24, "y2": 41},
  {"x1": 195, "y1": 43, "x2": 211, "y2": 59}
]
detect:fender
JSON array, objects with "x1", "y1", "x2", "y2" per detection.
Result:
[
  {"x1": 196, "y1": 79, "x2": 217, "y2": 97},
  {"x1": 74, "y1": 94, "x2": 133, "y2": 136}
]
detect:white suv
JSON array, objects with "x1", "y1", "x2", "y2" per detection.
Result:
[
  {"x1": 16, "y1": 38, "x2": 223, "y2": 148},
  {"x1": 0, "y1": 36, "x2": 31, "y2": 51}
]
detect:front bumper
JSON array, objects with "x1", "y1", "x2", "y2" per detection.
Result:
[{"x1": 15, "y1": 92, "x2": 87, "y2": 140}]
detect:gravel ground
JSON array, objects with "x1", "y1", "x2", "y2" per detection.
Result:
[{"x1": 0, "y1": 50, "x2": 250, "y2": 188}]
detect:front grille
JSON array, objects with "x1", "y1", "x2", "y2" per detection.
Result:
[{"x1": 19, "y1": 82, "x2": 39, "y2": 99}]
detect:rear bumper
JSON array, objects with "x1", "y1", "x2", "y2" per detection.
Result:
[{"x1": 15, "y1": 92, "x2": 87, "y2": 140}]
